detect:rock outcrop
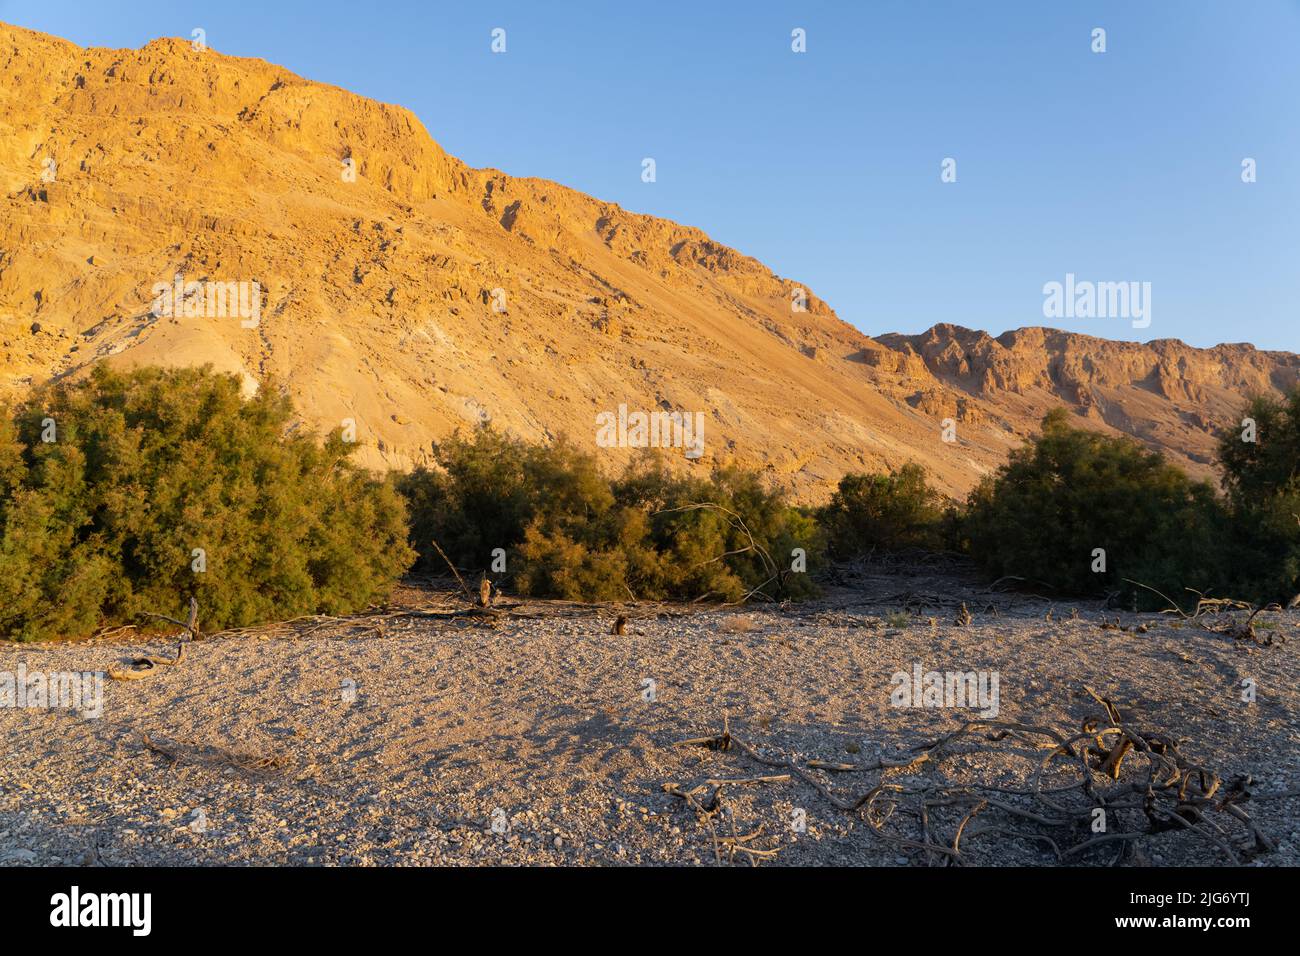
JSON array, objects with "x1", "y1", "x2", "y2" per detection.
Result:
[{"x1": 1, "y1": 23, "x2": 1294, "y2": 499}]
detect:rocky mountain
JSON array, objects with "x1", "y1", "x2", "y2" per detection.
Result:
[
  {"x1": 879, "y1": 325, "x2": 1300, "y2": 480},
  {"x1": 2, "y1": 23, "x2": 1295, "y2": 500}
]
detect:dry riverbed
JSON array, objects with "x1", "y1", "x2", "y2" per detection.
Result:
[{"x1": 2, "y1": 569, "x2": 1298, "y2": 867}]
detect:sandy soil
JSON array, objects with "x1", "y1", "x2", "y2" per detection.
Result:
[{"x1": 2, "y1": 567, "x2": 1297, "y2": 867}]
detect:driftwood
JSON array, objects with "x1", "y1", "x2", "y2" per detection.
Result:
[
  {"x1": 142, "y1": 732, "x2": 290, "y2": 777},
  {"x1": 107, "y1": 642, "x2": 186, "y2": 681},
  {"x1": 107, "y1": 598, "x2": 198, "y2": 681},
  {"x1": 1124, "y1": 579, "x2": 1284, "y2": 646},
  {"x1": 197, "y1": 592, "x2": 710, "y2": 642},
  {"x1": 666, "y1": 688, "x2": 1281, "y2": 866},
  {"x1": 1209, "y1": 605, "x2": 1280, "y2": 645},
  {"x1": 661, "y1": 723, "x2": 790, "y2": 864},
  {"x1": 1097, "y1": 616, "x2": 1149, "y2": 634}
]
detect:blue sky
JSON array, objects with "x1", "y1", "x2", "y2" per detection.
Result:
[{"x1": 3, "y1": 0, "x2": 1297, "y2": 350}]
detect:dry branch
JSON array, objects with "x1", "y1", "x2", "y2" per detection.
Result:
[
  {"x1": 664, "y1": 688, "x2": 1278, "y2": 866},
  {"x1": 141, "y1": 596, "x2": 202, "y2": 639},
  {"x1": 1124, "y1": 579, "x2": 1284, "y2": 645},
  {"x1": 651, "y1": 503, "x2": 783, "y2": 604},
  {"x1": 109, "y1": 597, "x2": 198, "y2": 680},
  {"x1": 140, "y1": 732, "x2": 291, "y2": 777},
  {"x1": 429, "y1": 538, "x2": 474, "y2": 603},
  {"x1": 107, "y1": 641, "x2": 186, "y2": 681}
]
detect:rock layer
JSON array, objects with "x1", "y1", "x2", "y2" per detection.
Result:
[{"x1": 2, "y1": 23, "x2": 1295, "y2": 499}]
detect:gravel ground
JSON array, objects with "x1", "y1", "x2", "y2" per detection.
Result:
[{"x1": 2, "y1": 570, "x2": 1298, "y2": 867}]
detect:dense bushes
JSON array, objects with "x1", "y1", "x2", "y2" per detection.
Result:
[
  {"x1": 609, "y1": 457, "x2": 821, "y2": 602},
  {"x1": 1216, "y1": 390, "x2": 1300, "y2": 604},
  {"x1": 962, "y1": 409, "x2": 1226, "y2": 606},
  {"x1": 817, "y1": 463, "x2": 948, "y2": 558},
  {"x1": 397, "y1": 427, "x2": 819, "y2": 602},
  {"x1": 399, "y1": 428, "x2": 613, "y2": 584},
  {"x1": 822, "y1": 393, "x2": 1300, "y2": 608},
  {"x1": 7, "y1": 360, "x2": 1295, "y2": 639},
  {"x1": 0, "y1": 366, "x2": 413, "y2": 641}
]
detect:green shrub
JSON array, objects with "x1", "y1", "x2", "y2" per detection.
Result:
[
  {"x1": 612, "y1": 456, "x2": 821, "y2": 602},
  {"x1": 963, "y1": 409, "x2": 1226, "y2": 606},
  {"x1": 398, "y1": 430, "x2": 820, "y2": 602},
  {"x1": 1217, "y1": 387, "x2": 1300, "y2": 604},
  {"x1": 0, "y1": 365, "x2": 414, "y2": 641},
  {"x1": 817, "y1": 463, "x2": 946, "y2": 558},
  {"x1": 398, "y1": 427, "x2": 614, "y2": 573}
]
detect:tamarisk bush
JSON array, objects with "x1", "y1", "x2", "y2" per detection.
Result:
[
  {"x1": 0, "y1": 366, "x2": 413, "y2": 641},
  {"x1": 398, "y1": 427, "x2": 819, "y2": 602},
  {"x1": 1217, "y1": 387, "x2": 1300, "y2": 605},
  {"x1": 962, "y1": 409, "x2": 1227, "y2": 606},
  {"x1": 816, "y1": 462, "x2": 949, "y2": 558}
]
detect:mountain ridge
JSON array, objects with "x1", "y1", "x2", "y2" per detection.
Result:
[{"x1": 2, "y1": 22, "x2": 1295, "y2": 499}]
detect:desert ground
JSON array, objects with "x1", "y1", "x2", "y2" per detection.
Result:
[{"x1": 2, "y1": 564, "x2": 1297, "y2": 867}]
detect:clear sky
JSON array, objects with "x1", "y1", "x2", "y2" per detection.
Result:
[{"x1": 3, "y1": 0, "x2": 1297, "y2": 350}]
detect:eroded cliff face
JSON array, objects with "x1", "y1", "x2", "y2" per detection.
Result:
[
  {"x1": 2, "y1": 23, "x2": 1294, "y2": 500},
  {"x1": 879, "y1": 325, "x2": 1300, "y2": 472}
]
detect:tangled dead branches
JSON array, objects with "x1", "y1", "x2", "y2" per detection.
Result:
[
  {"x1": 107, "y1": 598, "x2": 199, "y2": 681},
  {"x1": 662, "y1": 765, "x2": 789, "y2": 865},
  {"x1": 665, "y1": 688, "x2": 1283, "y2": 866},
  {"x1": 142, "y1": 733, "x2": 292, "y2": 778},
  {"x1": 1123, "y1": 579, "x2": 1286, "y2": 646}
]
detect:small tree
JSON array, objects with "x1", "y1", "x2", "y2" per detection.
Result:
[
  {"x1": 1217, "y1": 387, "x2": 1300, "y2": 604},
  {"x1": 964, "y1": 409, "x2": 1226, "y2": 605},
  {"x1": 817, "y1": 463, "x2": 946, "y2": 558},
  {"x1": 0, "y1": 365, "x2": 413, "y2": 641}
]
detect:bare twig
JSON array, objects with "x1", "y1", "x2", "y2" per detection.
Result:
[
  {"x1": 664, "y1": 688, "x2": 1276, "y2": 866},
  {"x1": 429, "y1": 538, "x2": 474, "y2": 603}
]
